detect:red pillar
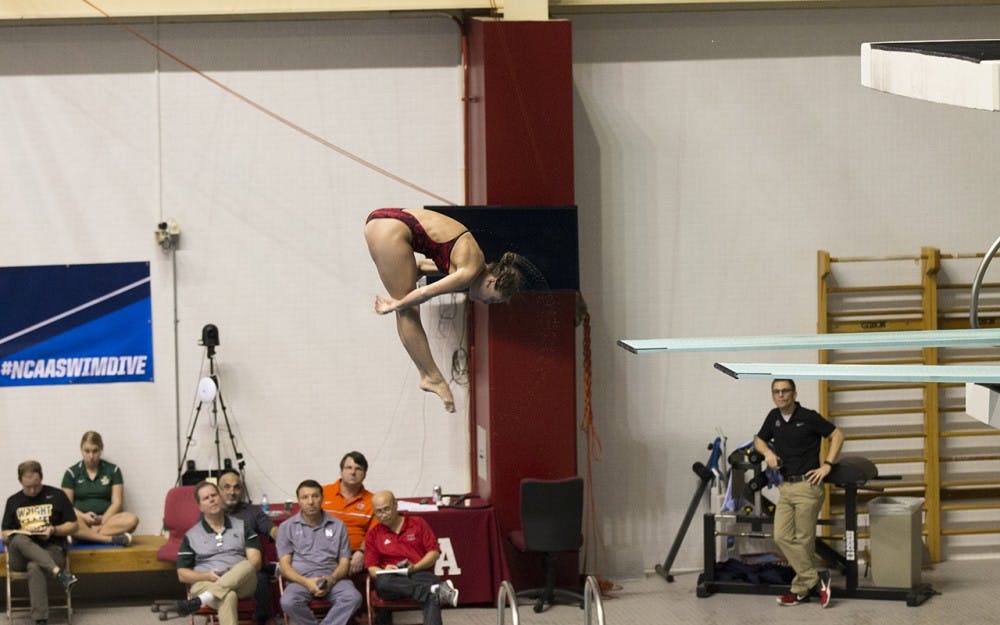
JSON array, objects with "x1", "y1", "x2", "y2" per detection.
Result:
[
  {"x1": 466, "y1": 18, "x2": 574, "y2": 206},
  {"x1": 465, "y1": 17, "x2": 577, "y2": 589}
]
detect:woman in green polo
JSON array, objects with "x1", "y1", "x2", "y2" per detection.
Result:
[{"x1": 60, "y1": 431, "x2": 139, "y2": 546}]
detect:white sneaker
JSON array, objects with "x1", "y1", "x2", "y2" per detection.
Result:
[{"x1": 435, "y1": 579, "x2": 459, "y2": 607}]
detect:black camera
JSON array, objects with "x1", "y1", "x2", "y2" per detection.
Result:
[{"x1": 201, "y1": 324, "x2": 220, "y2": 348}]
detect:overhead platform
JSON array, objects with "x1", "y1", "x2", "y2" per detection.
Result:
[
  {"x1": 966, "y1": 382, "x2": 1000, "y2": 428},
  {"x1": 714, "y1": 362, "x2": 1000, "y2": 384},
  {"x1": 861, "y1": 40, "x2": 1000, "y2": 111},
  {"x1": 618, "y1": 328, "x2": 1000, "y2": 354}
]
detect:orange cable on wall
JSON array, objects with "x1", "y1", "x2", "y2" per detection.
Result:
[{"x1": 580, "y1": 311, "x2": 607, "y2": 576}]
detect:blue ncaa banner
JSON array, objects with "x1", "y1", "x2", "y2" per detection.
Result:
[{"x1": 0, "y1": 262, "x2": 154, "y2": 387}]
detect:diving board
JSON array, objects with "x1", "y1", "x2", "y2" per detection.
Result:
[
  {"x1": 617, "y1": 328, "x2": 1000, "y2": 355},
  {"x1": 714, "y1": 363, "x2": 1000, "y2": 384}
]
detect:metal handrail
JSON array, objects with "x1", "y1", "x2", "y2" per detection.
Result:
[
  {"x1": 496, "y1": 580, "x2": 520, "y2": 625},
  {"x1": 970, "y1": 235, "x2": 1000, "y2": 329},
  {"x1": 583, "y1": 575, "x2": 606, "y2": 625}
]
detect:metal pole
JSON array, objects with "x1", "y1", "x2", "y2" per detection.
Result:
[
  {"x1": 656, "y1": 462, "x2": 712, "y2": 582},
  {"x1": 583, "y1": 576, "x2": 606, "y2": 625},
  {"x1": 495, "y1": 580, "x2": 519, "y2": 625},
  {"x1": 969, "y1": 235, "x2": 1000, "y2": 328}
]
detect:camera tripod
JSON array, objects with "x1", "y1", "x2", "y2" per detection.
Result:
[{"x1": 175, "y1": 324, "x2": 247, "y2": 489}]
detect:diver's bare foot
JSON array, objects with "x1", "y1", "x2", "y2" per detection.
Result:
[{"x1": 420, "y1": 377, "x2": 456, "y2": 413}]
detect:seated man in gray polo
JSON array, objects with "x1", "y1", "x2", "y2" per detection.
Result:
[
  {"x1": 171, "y1": 481, "x2": 262, "y2": 625},
  {"x1": 278, "y1": 479, "x2": 362, "y2": 625}
]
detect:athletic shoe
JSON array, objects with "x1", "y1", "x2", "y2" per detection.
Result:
[
  {"x1": 111, "y1": 532, "x2": 133, "y2": 547},
  {"x1": 55, "y1": 569, "x2": 78, "y2": 591},
  {"x1": 174, "y1": 597, "x2": 203, "y2": 616},
  {"x1": 436, "y1": 579, "x2": 459, "y2": 607},
  {"x1": 817, "y1": 570, "x2": 832, "y2": 608},
  {"x1": 776, "y1": 592, "x2": 808, "y2": 606}
]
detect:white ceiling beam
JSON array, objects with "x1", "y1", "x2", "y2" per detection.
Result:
[
  {"x1": 505, "y1": 0, "x2": 549, "y2": 19},
  {"x1": 7, "y1": 1, "x2": 1000, "y2": 23}
]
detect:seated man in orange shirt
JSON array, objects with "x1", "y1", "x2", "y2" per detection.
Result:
[{"x1": 321, "y1": 451, "x2": 375, "y2": 575}]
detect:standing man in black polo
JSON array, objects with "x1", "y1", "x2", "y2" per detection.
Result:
[{"x1": 754, "y1": 379, "x2": 842, "y2": 608}]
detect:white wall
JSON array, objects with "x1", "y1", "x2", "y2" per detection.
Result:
[
  {"x1": 2, "y1": 4, "x2": 1000, "y2": 581},
  {"x1": 0, "y1": 17, "x2": 468, "y2": 534},
  {"x1": 572, "y1": 6, "x2": 1000, "y2": 576}
]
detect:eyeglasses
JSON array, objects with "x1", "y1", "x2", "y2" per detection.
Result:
[{"x1": 772, "y1": 388, "x2": 794, "y2": 395}]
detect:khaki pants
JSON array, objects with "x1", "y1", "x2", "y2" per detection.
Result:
[
  {"x1": 6, "y1": 534, "x2": 67, "y2": 622},
  {"x1": 773, "y1": 480, "x2": 824, "y2": 595},
  {"x1": 190, "y1": 559, "x2": 258, "y2": 625}
]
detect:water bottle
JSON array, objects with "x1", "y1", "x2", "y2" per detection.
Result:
[
  {"x1": 432, "y1": 485, "x2": 442, "y2": 505},
  {"x1": 260, "y1": 493, "x2": 269, "y2": 514}
]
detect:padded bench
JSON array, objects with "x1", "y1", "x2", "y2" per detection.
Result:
[{"x1": 0, "y1": 534, "x2": 173, "y2": 576}]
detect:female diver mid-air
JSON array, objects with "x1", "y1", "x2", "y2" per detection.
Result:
[{"x1": 365, "y1": 208, "x2": 523, "y2": 412}]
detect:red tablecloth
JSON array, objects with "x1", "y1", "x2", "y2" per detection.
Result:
[
  {"x1": 269, "y1": 500, "x2": 509, "y2": 605},
  {"x1": 403, "y1": 504, "x2": 511, "y2": 605}
]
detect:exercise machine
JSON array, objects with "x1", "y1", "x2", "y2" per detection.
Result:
[
  {"x1": 655, "y1": 436, "x2": 725, "y2": 582},
  {"x1": 697, "y1": 456, "x2": 937, "y2": 606}
]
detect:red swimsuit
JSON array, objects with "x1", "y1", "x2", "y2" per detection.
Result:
[{"x1": 366, "y1": 208, "x2": 467, "y2": 274}]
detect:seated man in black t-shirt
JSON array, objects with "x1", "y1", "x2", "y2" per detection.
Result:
[{"x1": 1, "y1": 460, "x2": 79, "y2": 625}]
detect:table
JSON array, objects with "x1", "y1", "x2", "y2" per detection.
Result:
[
  {"x1": 268, "y1": 500, "x2": 509, "y2": 605},
  {"x1": 402, "y1": 503, "x2": 510, "y2": 605}
]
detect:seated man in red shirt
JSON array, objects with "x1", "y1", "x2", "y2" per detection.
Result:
[{"x1": 364, "y1": 491, "x2": 458, "y2": 625}]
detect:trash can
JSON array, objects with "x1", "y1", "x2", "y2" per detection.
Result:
[{"x1": 867, "y1": 496, "x2": 924, "y2": 588}]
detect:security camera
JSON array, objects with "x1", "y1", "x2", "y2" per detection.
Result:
[{"x1": 155, "y1": 219, "x2": 181, "y2": 251}]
